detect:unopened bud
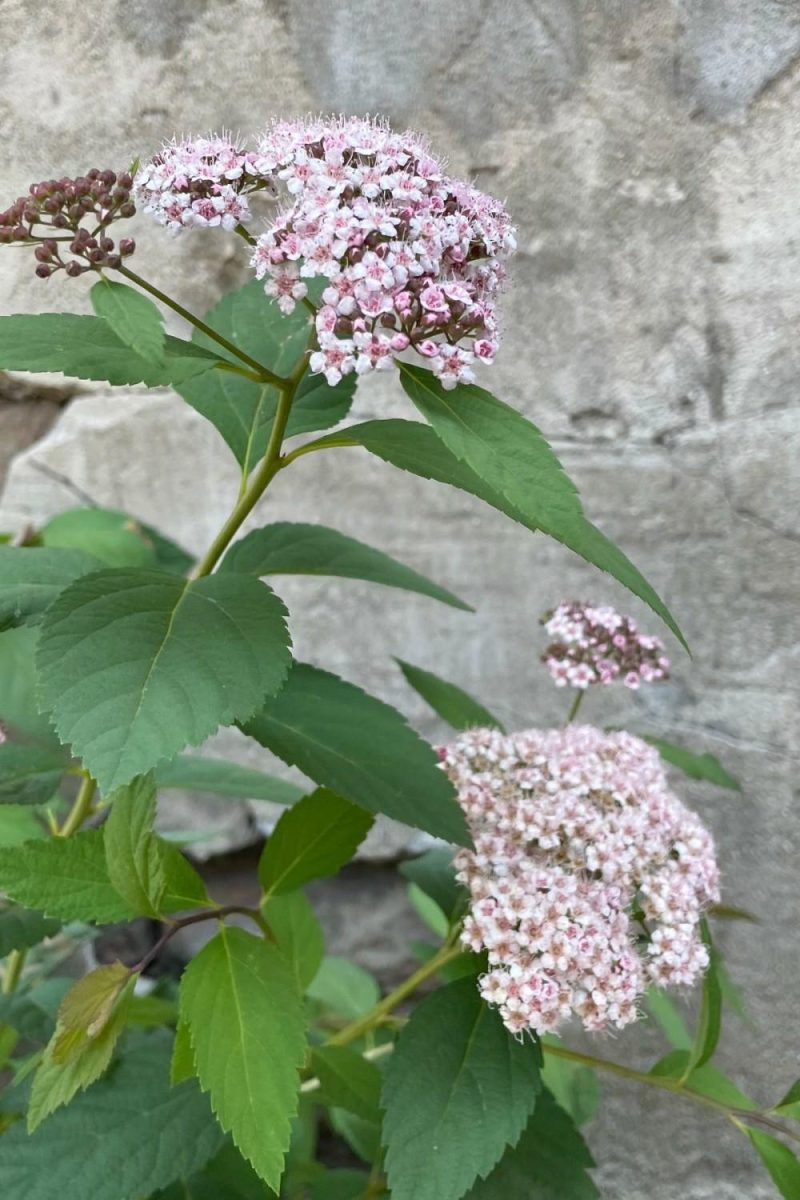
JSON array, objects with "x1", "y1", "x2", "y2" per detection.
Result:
[
  {"x1": 35, "y1": 263, "x2": 53, "y2": 278},
  {"x1": 119, "y1": 238, "x2": 135, "y2": 256}
]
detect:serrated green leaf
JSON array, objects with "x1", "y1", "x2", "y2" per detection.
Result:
[
  {"x1": 27, "y1": 995, "x2": 128, "y2": 1131},
  {"x1": 462, "y1": 1089, "x2": 598, "y2": 1199},
  {"x1": 41, "y1": 506, "x2": 159, "y2": 568},
  {"x1": 53, "y1": 961, "x2": 130, "y2": 1058},
  {"x1": 243, "y1": 662, "x2": 470, "y2": 847},
  {"x1": 180, "y1": 926, "x2": 307, "y2": 1190},
  {"x1": 395, "y1": 658, "x2": 504, "y2": 731},
  {"x1": 306, "y1": 957, "x2": 379, "y2": 1021},
  {"x1": 258, "y1": 788, "x2": 373, "y2": 897},
  {"x1": 0, "y1": 743, "x2": 66, "y2": 806},
  {"x1": 747, "y1": 1129, "x2": 800, "y2": 1199},
  {"x1": 0, "y1": 1032, "x2": 225, "y2": 1200},
  {"x1": 398, "y1": 848, "x2": 464, "y2": 924},
  {"x1": 37, "y1": 568, "x2": 292, "y2": 793},
  {"x1": 104, "y1": 773, "x2": 166, "y2": 916},
  {"x1": 540, "y1": 1043, "x2": 600, "y2": 1128},
  {"x1": 221, "y1": 522, "x2": 471, "y2": 611},
  {"x1": 683, "y1": 920, "x2": 722, "y2": 1075},
  {"x1": 310, "y1": 1046, "x2": 382, "y2": 1121},
  {"x1": 262, "y1": 890, "x2": 325, "y2": 991},
  {"x1": 0, "y1": 313, "x2": 220, "y2": 387},
  {"x1": 644, "y1": 987, "x2": 693, "y2": 1050},
  {"x1": 0, "y1": 829, "x2": 135, "y2": 923},
  {"x1": 382, "y1": 978, "x2": 542, "y2": 1200},
  {"x1": 90, "y1": 278, "x2": 166, "y2": 364},
  {"x1": 176, "y1": 281, "x2": 354, "y2": 471},
  {"x1": 0, "y1": 906, "x2": 60, "y2": 957},
  {"x1": 0, "y1": 545, "x2": 101, "y2": 629},
  {"x1": 644, "y1": 737, "x2": 741, "y2": 790},
  {"x1": 156, "y1": 754, "x2": 305, "y2": 805},
  {"x1": 399, "y1": 365, "x2": 685, "y2": 648}
]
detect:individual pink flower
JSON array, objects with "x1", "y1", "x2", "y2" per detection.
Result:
[
  {"x1": 440, "y1": 725, "x2": 719, "y2": 1038},
  {"x1": 541, "y1": 601, "x2": 671, "y2": 691}
]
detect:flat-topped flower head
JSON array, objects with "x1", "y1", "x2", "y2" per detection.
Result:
[
  {"x1": 541, "y1": 600, "x2": 671, "y2": 690},
  {"x1": 251, "y1": 115, "x2": 516, "y2": 387},
  {"x1": 0, "y1": 169, "x2": 137, "y2": 278},
  {"x1": 441, "y1": 724, "x2": 719, "y2": 1037},
  {"x1": 134, "y1": 134, "x2": 276, "y2": 234}
]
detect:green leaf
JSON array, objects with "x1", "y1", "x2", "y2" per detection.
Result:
[
  {"x1": 0, "y1": 805, "x2": 46, "y2": 846},
  {"x1": 330, "y1": 1107, "x2": 381, "y2": 1164},
  {"x1": 0, "y1": 626, "x2": 59, "y2": 743},
  {"x1": 221, "y1": 523, "x2": 471, "y2": 611},
  {"x1": 37, "y1": 568, "x2": 292, "y2": 793},
  {"x1": 104, "y1": 773, "x2": 166, "y2": 916},
  {"x1": 0, "y1": 545, "x2": 101, "y2": 629},
  {"x1": 158, "y1": 1143, "x2": 280, "y2": 1199},
  {"x1": 176, "y1": 281, "x2": 354, "y2": 472},
  {"x1": 0, "y1": 1033, "x2": 225, "y2": 1200},
  {"x1": 408, "y1": 883, "x2": 449, "y2": 938},
  {"x1": 649, "y1": 1051, "x2": 756, "y2": 1109},
  {"x1": 540, "y1": 1043, "x2": 600, "y2": 1127},
  {"x1": 159, "y1": 839, "x2": 211, "y2": 911},
  {"x1": 27, "y1": 993, "x2": 129, "y2": 1131},
  {"x1": 171, "y1": 1020, "x2": 196, "y2": 1086},
  {"x1": 398, "y1": 848, "x2": 464, "y2": 924},
  {"x1": 53, "y1": 961, "x2": 130, "y2": 1056},
  {"x1": 0, "y1": 829, "x2": 135, "y2": 923},
  {"x1": 41, "y1": 506, "x2": 159, "y2": 568},
  {"x1": 306, "y1": 957, "x2": 379, "y2": 1021},
  {"x1": 684, "y1": 920, "x2": 722, "y2": 1075},
  {"x1": 395, "y1": 658, "x2": 504, "y2": 731},
  {"x1": 156, "y1": 754, "x2": 304, "y2": 805},
  {"x1": 643, "y1": 737, "x2": 741, "y2": 791},
  {"x1": 400, "y1": 365, "x2": 685, "y2": 648},
  {"x1": 774, "y1": 1079, "x2": 800, "y2": 1120},
  {"x1": 243, "y1": 662, "x2": 470, "y2": 847},
  {"x1": 311, "y1": 1169, "x2": 371, "y2": 1200},
  {"x1": 311, "y1": 1046, "x2": 382, "y2": 1121},
  {"x1": 644, "y1": 988, "x2": 693, "y2": 1050},
  {"x1": 0, "y1": 906, "x2": 59, "y2": 957},
  {"x1": 179, "y1": 926, "x2": 307, "y2": 1190},
  {"x1": 746, "y1": 1129, "x2": 800, "y2": 1200},
  {"x1": 262, "y1": 890, "x2": 325, "y2": 991},
  {"x1": 90, "y1": 278, "x2": 166, "y2": 364},
  {"x1": 0, "y1": 743, "x2": 66, "y2": 806},
  {"x1": 258, "y1": 788, "x2": 373, "y2": 897},
  {"x1": 462, "y1": 1089, "x2": 599, "y2": 1199},
  {"x1": 0, "y1": 313, "x2": 220, "y2": 387},
  {"x1": 382, "y1": 978, "x2": 541, "y2": 1200}
]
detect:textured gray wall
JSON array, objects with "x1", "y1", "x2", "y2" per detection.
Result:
[{"x1": 1, "y1": 3, "x2": 799, "y2": 1197}]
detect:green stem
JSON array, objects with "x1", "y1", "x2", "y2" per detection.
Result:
[
  {"x1": 192, "y1": 347, "x2": 311, "y2": 579},
  {"x1": 57, "y1": 773, "x2": 96, "y2": 838},
  {"x1": 565, "y1": 689, "x2": 585, "y2": 724},
  {"x1": 1, "y1": 950, "x2": 24, "y2": 996},
  {"x1": 327, "y1": 942, "x2": 462, "y2": 1048},
  {"x1": 115, "y1": 264, "x2": 289, "y2": 388}
]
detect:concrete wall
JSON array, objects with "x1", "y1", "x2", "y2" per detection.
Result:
[{"x1": 1, "y1": 3, "x2": 799, "y2": 1196}]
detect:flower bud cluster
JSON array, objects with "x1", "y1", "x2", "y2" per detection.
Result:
[
  {"x1": 541, "y1": 601, "x2": 670, "y2": 690},
  {"x1": 441, "y1": 724, "x2": 719, "y2": 1037},
  {"x1": 133, "y1": 134, "x2": 276, "y2": 234},
  {"x1": 0, "y1": 170, "x2": 136, "y2": 278},
  {"x1": 251, "y1": 116, "x2": 515, "y2": 387}
]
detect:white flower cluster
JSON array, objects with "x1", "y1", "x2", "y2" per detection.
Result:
[{"x1": 441, "y1": 724, "x2": 720, "y2": 1036}]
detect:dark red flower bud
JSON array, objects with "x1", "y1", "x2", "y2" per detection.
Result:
[
  {"x1": 35, "y1": 263, "x2": 53, "y2": 278},
  {"x1": 65, "y1": 261, "x2": 84, "y2": 276},
  {"x1": 119, "y1": 201, "x2": 136, "y2": 218},
  {"x1": 119, "y1": 238, "x2": 135, "y2": 256}
]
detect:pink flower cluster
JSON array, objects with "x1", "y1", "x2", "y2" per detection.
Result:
[
  {"x1": 541, "y1": 601, "x2": 670, "y2": 690},
  {"x1": 250, "y1": 116, "x2": 515, "y2": 386},
  {"x1": 441, "y1": 724, "x2": 719, "y2": 1037},
  {"x1": 134, "y1": 134, "x2": 276, "y2": 234}
]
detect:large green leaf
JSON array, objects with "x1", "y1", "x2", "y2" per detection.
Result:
[
  {"x1": 0, "y1": 829, "x2": 135, "y2": 924},
  {"x1": 243, "y1": 663, "x2": 470, "y2": 846},
  {"x1": 0, "y1": 906, "x2": 60, "y2": 957},
  {"x1": 258, "y1": 788, "x2": 373, "y2": 896},
  {"x1": 221, "y1": 522, "x2": 471, "y2": 611},
  {"x1": 395, "y1": 659, "x2": 504, "y2": 732},
  {"x1": 0, "y1": 1033, "x2": 225, "y2": 1200},
  {"x1": 644, "y1": 737, "x2": 741, "y2": 791},
  {"x1": 382, "y1": 978, "x2": 541, "y2": 1200},
  {"x1": 0, "y1": 314, "x2": 221, "y2": 386},
  {"x1": 41, "y1": 507, "x2": 157, "y2": 568},
  {"x1": 90, "y1": 279, "x2": 166, "y2": 364},
  {"x1": 262, "y1": 890, "x2": 325, "y2": 992},
  {"x1": 156, "y1": 754, "x2": 304, "y2": 805},
  {"x1": 399, "y1": 365, "x2": 684, "y2": 647},
  {"x1": 176, "y1": 281, "x2": 354, "y2": 472},
  {"x1": 37, "y1": 568, "x2": 292, "y2": 792},
  {"x1": 0, "y1": 743, "x2": 66, "y2": 806},
  {"x1": 462, "y1": 1089, "x2": 599, "y2": 1199},
  {"x1": 747, "y1": 1129, "x2": 800, "y2": 1200},
  {"x1": 0, "y1": 545, "x2": 101, "y2": 629},
  {"x1": 180, "y1": 926, "x2": 307, "y2": 1190}
]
